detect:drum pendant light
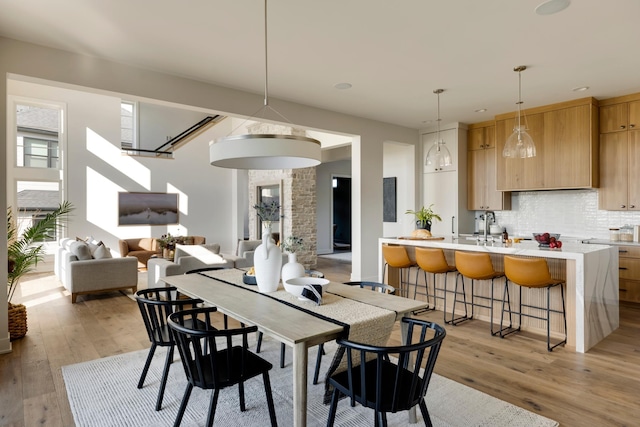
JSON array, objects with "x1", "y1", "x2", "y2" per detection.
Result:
[
  {"x1": 210, "y1": 0, "x2": 321, "y2": 169},
  {"x1": 503, "y1": 66, "x2": 536, "y2": 158},
  {"x1": 425, "y1": 89, "x2": 452, "y2": 168}
]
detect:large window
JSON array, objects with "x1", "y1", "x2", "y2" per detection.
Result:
[
  {"x1": 16, "y1": 104, "x2": 60, "y2": 169},
  {"x1": 121, "y1": 100, "x2": 137, "y2": 149},
  {"x1": 16, "y1": 181, "x2": 61, "y2": 243}
]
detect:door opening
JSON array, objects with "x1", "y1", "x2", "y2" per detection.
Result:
[{"x1": 332, "y1": 176, "x2": 351, "y2": 251}]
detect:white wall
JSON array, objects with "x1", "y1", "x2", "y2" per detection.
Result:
[
  {"x1": 138, "y1": 103, "x2": 209, "y2": 151},
  {"x1": 0, "y1": 36, "x2": 419, "y2": 352},
  {"x1": 8, "y1": 79, "x2": 239, "y2": 255},
  {"x1": 316, "y1": 159, "x2": 350, "y2": 254},
  {"x1": 383, "y1": 142, "x2": 415, "y2": 238}
]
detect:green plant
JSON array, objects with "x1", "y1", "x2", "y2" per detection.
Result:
[
  {"x1": 253, "y1": 201, "x2": 281, "y2": 228},
  {"x1": 281, "y1": 236, "x2": 304, "y2": 253},
  {"x1": 7, "y1": 201, "x2": 73, "y2": 302},
  {"x1": 405, "y1": 204, "x2": 442, "y2": 226}
]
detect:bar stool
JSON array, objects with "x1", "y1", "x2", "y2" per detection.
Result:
[
  {"x1": 501, "y1": 256, "x2": 567, "y2": 352},
  {"x1": 414, "y1": 247, "x2": 456, "y2": 318},
  {"x1": 453, "y1": 251, "x2": 509, "y2": 334},
  {"x1": 382, "y1": 244, "x2": 417, "y2": 298}
]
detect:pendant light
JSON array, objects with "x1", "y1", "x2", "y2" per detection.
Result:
[
  {"x1": 210, "y1": 0, "x2": 321, "y2": 170},
  {"x1": 425, "y1": 89, "x2": 452, "y2": 168},
  {"x1": 503, "y1": 66, "x2": 536, "y2": 158}
]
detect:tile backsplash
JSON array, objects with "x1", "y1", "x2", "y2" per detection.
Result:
[{"x1": 483, "y1": 189, "x2": 640, "y2": 241}]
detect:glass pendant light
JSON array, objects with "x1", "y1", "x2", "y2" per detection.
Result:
[
  {"x1": 426, "y1": 89, "x2": 452, "y2": 168},
  {"x1": 503, "y1": 66, "x2": 536, "y2": 158}
]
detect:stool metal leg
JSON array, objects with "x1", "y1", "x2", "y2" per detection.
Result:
[{"x1": 448, "y1": 273, "x2": 471, "y2": 325}]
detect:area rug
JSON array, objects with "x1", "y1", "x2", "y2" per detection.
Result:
[{"x1": 62, "y1": 341, "x2": 558, "y2": 427}]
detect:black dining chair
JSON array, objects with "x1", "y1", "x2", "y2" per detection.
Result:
[
  {"x1": 344, "y1": 281, "x2": 396, "y2": 295},
  {"x1": 135, "y1": 286, "x2": 203, "y2": 411},
  {"x1": 326, "y1": 317, "x2": 446, "y2": 427},
  {"x1": 168, "y1": 306, "x2": 278, "y2": 427}
]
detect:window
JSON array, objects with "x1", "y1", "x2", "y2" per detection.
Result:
[
  {"x1": 16, "y1": 104, "x2": 60, "y2": 169},
  {"x1": 121, "y1": 101, "x2": 137, "y2": 149},
  {"x1": 16, "y1": 181, "x2": 61, "y2": 245},
  {"x1": 22, "y1": 137, "x2": 59, "y2": 168}
]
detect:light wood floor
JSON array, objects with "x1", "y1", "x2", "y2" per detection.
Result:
[{"x1": 1, "y1": 258, "x2": 638, "y2": 426}]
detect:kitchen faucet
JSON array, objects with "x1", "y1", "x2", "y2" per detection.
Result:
[{"x1": 481, "y1": 210, "x2": 495, "y2": 242}]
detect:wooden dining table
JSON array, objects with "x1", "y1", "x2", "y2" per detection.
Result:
[{"x1": 162, "y1": 270, "x2": 428, "y2": 427}]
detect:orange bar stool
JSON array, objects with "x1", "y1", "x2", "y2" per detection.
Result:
[
  {"x1": 414, "y1": 247, "x2": 457, "y2": 318},
  {"x1": 453, "y1": 251, "x2": 509, "y2": 334},
  {"x1": 501, "y1": 256, "x2": 567, "y2": 352},
  {"x1": 382, "y1": 244, "x2": 417, "y2": 298}
]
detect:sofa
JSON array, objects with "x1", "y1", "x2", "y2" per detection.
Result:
[
  {"x1": 147, "y1": 243, "x2": 234, "y2": 288},
  {"x1": 55, "y1": 238, "x2": 138, "y2": 303},
  {"x1": 230, "y1": 239, "x2": 288, "y2": 268}
]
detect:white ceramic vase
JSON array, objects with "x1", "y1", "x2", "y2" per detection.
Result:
[
  {"x1": 281, "y1": 252, "x2": 306, "y2": 285},
  {"x1": 254, "y1": 226, "x2": 282, "y2": 293}
]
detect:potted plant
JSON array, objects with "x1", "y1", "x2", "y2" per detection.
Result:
[
  {"x1": 7, "y1": 201, "x2": 73, "y2": 340},
  {"x1": 280, "y1": 235, "x2": 305, "y2": 284},
  {"x1": 405, "y1": 204, "x2": 442, "y2": 231}
]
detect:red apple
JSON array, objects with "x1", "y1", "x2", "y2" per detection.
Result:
[{"x1": 557, "y1": 241, "x2": 563, "y2": 248}]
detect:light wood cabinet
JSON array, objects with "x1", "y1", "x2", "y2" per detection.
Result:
[
  {"x1": 496, "y1": 98, "x2": 598, "y2": 191},
  {"x1": 599, "y1": 101, "x2": 640, "y2": 133},
  {"x1": 618, "y1": 245, "x2": 640, "y2": 303},
  {"x1": 598, "y1": 95, "x2": 640, "y2": 210},
  {"x1": 467, "y1": 122, "x2": 510, "y2": 210}
]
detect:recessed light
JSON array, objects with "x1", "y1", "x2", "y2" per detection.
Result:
[
  {"x1": 475, "y1": 108, "x2": 487, "y2": 113},
  {"x1": 535, "y1": 0, "x2": 571, "y2": 16},
  {"x1": 334, "y1": 82, "x2": 352, "y2": 90},
  {"x1": 572, "y1": 86, "x2": 589, "y2": 92}
]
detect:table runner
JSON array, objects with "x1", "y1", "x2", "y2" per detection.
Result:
[{"x1": 198, "y1": 268, "x2": 398, "y2": 401}]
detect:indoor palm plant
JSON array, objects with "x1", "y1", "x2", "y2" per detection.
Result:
[
  {"x1": 405, "y1": 204, "x2": 442, "y2": 230},
  {"x1": 7, "y1": 201, "x2": 73, "y2": 340}
]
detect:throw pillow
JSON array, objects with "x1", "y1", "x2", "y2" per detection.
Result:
[
  {"x1": 71, "y1": 241, "x2": 92, "y2": 260},
  {"x1": 93, "y1": 244, "x2": 112, "y2": 259},
  {"x1": 87, "y1": 240, "x2": 103, "y2": 256}
]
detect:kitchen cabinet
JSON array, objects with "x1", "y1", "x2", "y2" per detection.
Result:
[
  {"x1": 421, "y1": 123, "x2": 474, "y2": 236},
  {"x1": 599, "y1": 101, "x2": 640, "y2": 133},
  {"x1": 467, "y1": 122, "x2": 511, "y2": 210},
  {"x1": 496, "y1": 97, "x2": 598, "y2": 191},
  {"x1": 618, "y1": 245, "x2": 640, "y2": 302},
  {"x1": 599, "y1": 95, "x2": 640, "y2": 210}
]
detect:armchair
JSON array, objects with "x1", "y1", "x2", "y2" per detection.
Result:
[{"x1": 118, "y1": 238, "x2": 160, "y2": 268}]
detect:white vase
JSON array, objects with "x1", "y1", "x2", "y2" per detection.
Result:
[
  {"x1": 281, "y1": 252, "x2": 306, "y2": 285},
  {"x1": 254, "y1": 227, "x2": 282, "y2": 293}
]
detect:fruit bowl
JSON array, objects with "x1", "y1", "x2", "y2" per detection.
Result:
[
  {"x1": 284, "y1": 277, "x2": 330, "y2": 300},
  {"x1": 533, "y1": 233, "x2": 561, "y2": 248}
]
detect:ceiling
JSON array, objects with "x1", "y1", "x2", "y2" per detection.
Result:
[{"x1": 1, "y1": 0, "x2": 639, "y2": 129}]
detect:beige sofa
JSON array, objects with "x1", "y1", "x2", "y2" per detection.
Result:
[
  {"x1": 147, "y1": 243, "x2": 234, "y2": 288},
  {"x1": 56, "y1": 238, "x2": 138, "y2": 303}
]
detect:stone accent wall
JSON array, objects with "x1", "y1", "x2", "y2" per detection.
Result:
[{"x1": 248, "y1": 166, "x2": 317, "y2": 269}]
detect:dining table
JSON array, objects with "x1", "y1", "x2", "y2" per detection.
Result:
[{"x1": 162, "y1": 268, "x2": 428, "y2": 427}]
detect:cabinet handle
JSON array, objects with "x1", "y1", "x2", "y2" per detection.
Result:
[
  {"x1": 620, "y1": 125, "x2": 626, "y2": 129},
  {"x1": 620, "y1": 289, "x2": 628, "y2": 292},
  {"x1": 619, "y1": 267, "x2": 628, "y2": 270},
  {"x1": 630, "y1": 124, "x2": 635, "y2": 128},
  {"x1": 452, "y1": 216, "x2": 456, "y2": 234},
  {"x1": 631, "y1": 205, "x2": 636, "y2": 209},
  {"x1": 621, "y1": 205, "x2": 626, "y2": 209},
  {"x1": 619, "y1": 250, "x2": 628, "y2": 253}
]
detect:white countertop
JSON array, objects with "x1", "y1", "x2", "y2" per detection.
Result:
[{"x1": 380, "y1": 236, "x2": 613, "y2": 260}]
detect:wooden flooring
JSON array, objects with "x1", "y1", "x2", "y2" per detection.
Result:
[{"x1": 1, "y1": 258, "x2": 638, "y2": 426}]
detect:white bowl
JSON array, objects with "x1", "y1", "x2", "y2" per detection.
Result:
[{"x1": 284, "y1": 277, "x2": 330, "y2": 300}]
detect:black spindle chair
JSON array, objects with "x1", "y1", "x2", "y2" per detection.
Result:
[
  {"x1": 168, "y1": 306, "x2": 278, "y2": 427},
  {"x1": 135, "y1": 286, "x2": 203, "y2": 411},
  {"x1": 326, "y1": 318, "x2": 446, "y2": 427}
]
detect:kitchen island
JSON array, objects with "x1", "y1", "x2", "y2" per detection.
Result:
[{"x1": 379, "y1": 237, "x2": 618, "y2": 353}]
